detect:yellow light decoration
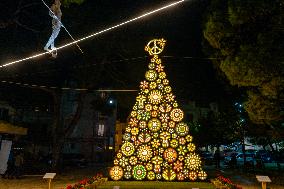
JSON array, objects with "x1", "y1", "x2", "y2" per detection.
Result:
[
  {"x1": 164, "y1": 86, "x2": 172, "y2": 93},
  {"x1": 177, "y1": 172, "x2": 185, "y2": 181},
  {"x1": 146, "y1": 163, "x2": 153, "y2": 171},
  {"x1": 149, "y1": 82, "x2": 157, "y2": 89},
  {"x1": 163, "y1": 79, "x2": 169, "y2": 85},
  {"x1": 139, "y1": 121, "x2": 147, "y2": 129},
  {"x1": 145, "y1": 38, "x2": 166, "y2": 55},
  {"x1": 145, "y1": 70, "x2": 158, "y2": 81},
  {"x1": 165, "y1": 93, "x2": 175, "y2": 102},
  {"x1": 159, "y1": 72, "x2": 166, "y2": 79},
  {"x1": 138, "y1": 133, "x2": 151, "y2": 143},
  {"x1": 131, "y1": 127, "x2": 139, "y2": 135},
  {"x1": 189, "y1": 171, "x2": 198, "y2": 181},
  {"x1": 145, "y1": 104, "x2": 152, "y2": 111},
  {"x1": 124, "y1": 171, "x2": 132, "y2": 179},
  {"x1": 177, "y1": 145, "x2": 188, "y2": 156},
  {"x1": 111, "y1": 38, "x2": 206, "y2": 181},
  {"x1": 119, "y1": 157, "x2": 129, "y2": 167},
  {"x1": 148, "y1": 118, "x2": 161, "y2": 132},
  {"x1": 179, "y1": 137, "x2": 186, "y2": 145},
  {"x1": 187, "y1": 143, "x2": 196, "y2": 152},
  {"x1": 198, "y1": 170, "x2": 207, "y2": 180},
  {"x1": 184, "y1": 153, "x2": 201, "y2": 171},
  {"x1": 148, "y1": 62, "x2": 155, "y2": 69},
  {"x1": 152, "y1": 156, "x2": 163, "y2": 165},
  {"x1": 170, "y1": 108, "x2": 184, "y2": 122},
  {"x1": 151, "y1": 139, "x2": 161, "y2": 148},
  {"x1": 121, "y1": 142, "x2": 135, "y2": 156},
  {"x1": 148, "y1": 90, "x2": 163, "y2": 104},
  {"x1": 185, "y1": 135, "x2": 193, "y2": 142},
  {"x1": 123, "y1": 133, "x2": 131, "y2": 141},
  {"x1": 136, "y1": 95, "x2": 147, "y2": 109},
  {"x1": 173, "y1": 160, "x2": 183, "y2": 172},
  {"x1": 140, "y1": 81, "x2": 149, "y2": 89},
  {"x1": 129, "y1": 156, "x2": 138, "y2": 165},
  {"x1": 137, "y1": 145, "x2": 153, "y2": 162},
  {"x1": 159, "y1": 103, "x2": 172, "y2": 113},
  {"x1": 160, "y1": 113, "x2": 170, "y2": 123},
  {"x1": 110, "y1": 166, "x2": 124, "y2": 181},
  {"x1": 176, "y1": 122, "x2": 189, "y2": 136},
  {"x1": 162, "y1": 168, "x2": 176, "y2": 181},
  {"x1": 163, "y1": 148, "x2": 177, "y2": 163},
  {"x1": 170, "y1": 139, "x2": 179, "y2": 148},
  {"x1": 156, "y1": 64, "x2": 164, "y2": 72},
  {"x1": 132, "y1": 165, "x2": 147, "y2": 180},
  {"x1": 129, "y1": 117, "x2": 138, "y2": 127},
  {"x1": 147, "y1": 171, "x2": 155, "y2": 180}
]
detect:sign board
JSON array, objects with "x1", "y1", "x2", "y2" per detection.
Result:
[
  {"x1": 256, "y1": 175, "x2": 271, "y2": 183},
  {"x1": 43, "y1": 173, "x2": 56, "y2": 179},
  {"x1": 113, "y1": 186, "x2": 120, "y2": 189}
]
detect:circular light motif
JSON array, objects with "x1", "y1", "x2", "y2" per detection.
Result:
[
  {"x1": 140, "y1": 81, "x2": 149, "y2": 89},
  {"x1": 124, "y1": 171, "x2": 131, "y2": 179},
  {"x1": 145, "y1": 104, "x2": 152, "y2": 111},
  {"x1": 148, "y1": 63, "x2": 155, "y2": 69},
  {"x1": 121, "y1": 142, "x2": 135, "y2": 156},
  {"x1": 162, "y1": 169, "x2": 176, "y2": 181},
  {"x1": 173, "y1": 160, "x2": 183, "y2": 172},
  {"x1": 175, "y1": 122, "x2": 189, "y2": 136},
  {"x1": 138, "y1": 133, "x2": 151, "y2": 143},
  {"x1": 160, "y1": 131, "x2": 171, "y2": 141},
  {"x1": 163, "y1": 79, "x2": 169, "y2": 85},
  {"x1": 151, "y1": 139, "x2": 161, "y2": 148},
  {"x1": 156, "y1": 173, "x2": 162, "y2": 180},
  {"x1": 110, "y1": 166, "x2": 123, "y2": 181},
  {"x1": 130, "y1": 111, "x2": 137, "y2": 117},
  {"x1": 177, "y1": 172, "x2": 185, "y2": 181},
  {"x1": 129, "y1": 156, "x2": 138, "y2": 165},
  {"x1": 126, "y1": 165, "x2": 132, "y2": 171},
  {"x1": 179, "y1": 137, "x2": 186, "y2": 145},
  {"x1": 159, "y1": 72, "x2": 166, "y2": 79},
  {"x1": 187, "y1": 143, "x2": 196, "y2": 152},
  {"x1": 139, "y1": 121, "x2": 147, "y2": 129},
  {"x1": 152, "y1": 156, "x2": 163, "y2": 165},
  {"x1": 164, "y1": 86, "x2": 172, "y2": 93},
  {"x1": 198, "y1": 170, "x2": 207, "y2": 180},
  {"x1": 148, "y1": 118, "x2": 161, "y2": 132},
  {"x1": 160, "y1": 113, "x2": 170, "y2": 123},
  {"x1": 183, "y1": 169, "x2": 189, "y2": 178},
  {"x1": 170, "y1": 139, "x2": 179, "y2": 148},
  {"x1": 117, "y1": 152, "x2": 122, "y2": 159},
  {"x1": 177, "y1": 145, "x2": 188, "y2": 156},
  {"x1": 147, "y1": 171, "x2": 155, "y2": 180},
  {"x1": 156, "y1": 64, "x2": 164, "y2": 72},
  {"x1": 163, "y1": 148, "x2": 177, "y2": 163},
  {"x1": 149, "y1": 82, "x2": 157, "y2": 89},
  {"x1": 145, "y1": 70, "x2": 158, "y2": 81},
  {"x1": 146, "y1": 163, "x2": 153, "y2": 171},
  {"x1": 148, "y1": 90, "x2": 163, "y2": 105},
  {"x1": 131, "y1": 127, "x2": 139, "y2": 135},
  {"x1": 184, "y1": 153, "x2": 201, "y2": 170},
  {"x1": 170, "y1": 108, "x2": 184, "y2": 122},
  {"x1": 119, "y1": 157, "x2": 129, "y2": 167},
  {"x1": 165, "y1": 93, "x2": 175, "y2": 102},
  {"x1": 137, "y1": 145, "x2": 153, "y2": 162},
  {"x1": 189, "y1": 171, "x2": 198, "y2": 181},
  {"x1": 129, "y1": 117, "x2": 138, "y2": 127},
  {"x1": 132, "y1": 165, "x2": 146, "y2": 180},
  {"x1": 151, "y1": 110, "x2": 158, "y2": 117},
  {"x1": 157, "y1": 84, "x2": 164, "y2": 90},
  {"x1": 114, "y1": 159, "x2": 119, "y2": 165},
  {"x1": 186, "y1": 135, "x2": 193, "y2": 142}
]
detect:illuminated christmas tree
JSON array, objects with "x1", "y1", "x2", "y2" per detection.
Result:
[{"x1": 109, "y1": 39, "x2": 207, "y2": 181}]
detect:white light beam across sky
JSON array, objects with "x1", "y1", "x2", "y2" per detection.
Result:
[{"x1": 0, "y1": 0, "x2": 186, "y2": 69}]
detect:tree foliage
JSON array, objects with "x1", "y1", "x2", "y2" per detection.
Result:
[{"x1": 203, "y1": 0, "x2": 284, "y2": 127}]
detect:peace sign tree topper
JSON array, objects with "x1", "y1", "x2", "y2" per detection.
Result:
[{"x1": 109, "y1": 39, "x2": 207, "y2": 181}]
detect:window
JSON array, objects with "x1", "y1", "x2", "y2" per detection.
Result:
[{"x1": 98, "y1": 124, "x2": 104, "y2": 136}]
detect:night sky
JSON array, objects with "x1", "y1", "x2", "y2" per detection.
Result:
[{"x1": 0, "y1": 0, "x2": 232, "y2": 115}]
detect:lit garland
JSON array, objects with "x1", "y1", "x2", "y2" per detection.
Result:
[{"x1": 109, "y1": 39, "x2": 206, "y2": 181}]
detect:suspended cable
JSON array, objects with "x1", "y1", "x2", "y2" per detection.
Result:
[
  {"x1": 0, "y1": 80, "x2": 137, "y2": 92},
  {"x1": 0, "y1": 0, "x2": 186, "y2": 69}
]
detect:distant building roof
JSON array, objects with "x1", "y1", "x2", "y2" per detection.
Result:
[{"x1": 0, "y1": 121, "x2": 28, "y2": 135}]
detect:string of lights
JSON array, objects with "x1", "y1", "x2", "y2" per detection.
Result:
[
  {"x1": 0, "y1": 80, "x2": 137, "y2": 92},
  {"x1": 0, "y1": 0, "x2": 186, "y2": 69}
]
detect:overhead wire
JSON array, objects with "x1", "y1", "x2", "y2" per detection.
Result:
[{"x1": 0, "y1": 0, "x2": 186, "y2": 69}]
